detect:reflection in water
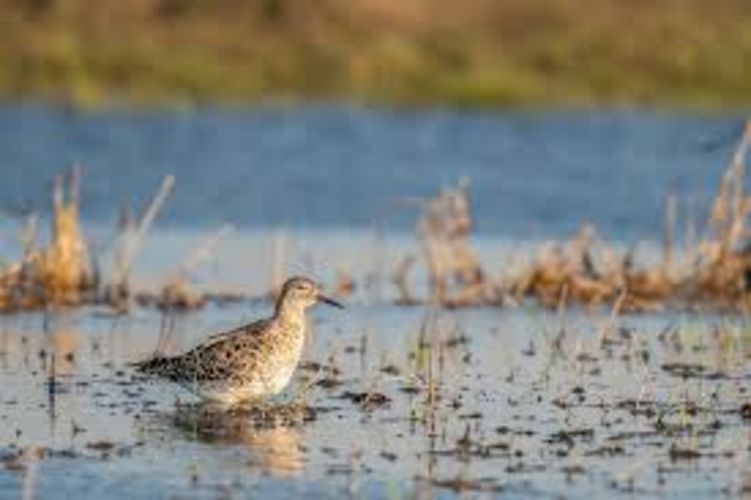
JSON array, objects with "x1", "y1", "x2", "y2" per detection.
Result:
[
  {"x1": 146, "y1": 407, "x2": 305, "y2": 477},
  {"x1": 49, "y1": 327, "x2": 78, "y2": 376},
  {"x1": 242, "y1": 426, "x2": 303, "y2": 476},
  {"x1": 0, "y1": 318, "x2": 81, "y2": 375},
  {"x1": 0, "y1": 446, "x2": 43, "y2": 500}
]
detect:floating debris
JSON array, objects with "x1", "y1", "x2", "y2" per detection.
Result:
[
  {"x1": 668, "y1": 445, "x2": 702, "y2": 461},
  {"x1": 340, "y1": 391, "x2": 391, "y2": 411}
]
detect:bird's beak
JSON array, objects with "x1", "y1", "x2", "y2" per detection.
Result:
[{"x1": 317, "y1": 294, "x2": 344, "y2": 309}]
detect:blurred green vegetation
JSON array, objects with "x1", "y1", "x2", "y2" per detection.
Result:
[{"x1": 0, "y1": 0, "x2": 749, "y2": 107}]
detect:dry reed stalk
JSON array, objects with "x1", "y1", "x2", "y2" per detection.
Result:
[
  {"x1": 154, "y1": 309, "x2": 177, "y2": 356},
  {"x1": 155, "y1": 224, "x2": 233, "y2": 310},
  {"x1": 700, "y1": 121, "x2": 751, "y2": 263},
  {"x1": 662, "y1": 192, "x2": 677, "y2": 273},
  {"x1": 106, "y1": 174, "x2": 175, "y2": 309},
  {"x1": 34, "y1": 168, "x2": 92, "y2": 306},
  {"x1": 19, "y1": 212, "x2": 38, "y2": 259},
  {"x1": 597, "y1": 287, "x2": 628, "y2": 347},
  {"x1": 0, "y1": 167, "x2": 93, "y2": 310},
  {"x1": 393, "y1": 255, "x2": 417, "y2": 305},
  {"x1": 690, "y1": 120, "x2": 751, "y2": 305},
  {"x1": 413, "y1": 179, "x2": 486, "y2": 306}
]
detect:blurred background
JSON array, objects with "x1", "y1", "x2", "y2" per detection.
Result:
[
  {"x1": 0, "y1": 0, "x2": 749, "y2": 107},
  {"x1": 0, "y1": 0, "x2": 749, "y2": 291}
]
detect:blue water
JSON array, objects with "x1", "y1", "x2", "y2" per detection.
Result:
[{"x1": 0, "y1": 103, "x2": 744, "y2": 241}]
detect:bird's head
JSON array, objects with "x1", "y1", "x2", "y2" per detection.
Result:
[{"x1": 277, "y1": 276, "x2": 344, "y2": 312}]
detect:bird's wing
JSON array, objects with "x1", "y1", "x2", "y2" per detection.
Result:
[
  {"x1": 201, "y1": 318, "x2": 271, "y2": 347},
  {"x1": 167, "y1": 319, "x2": 271, "y2": 381},
  {"x1": 135, "y1": 319, "x2": 272, "y2": 383},
  {"x1": 182, "y1": 322, "x2": 271, "y2": 382}
]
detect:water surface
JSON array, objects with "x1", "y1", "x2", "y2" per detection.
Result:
[
  {"x1": 0, "y1": 105, "x2": 750, "y2": 498},
  {"x1": 0, "y1": 104, "x2": 744, "y2": 240}
]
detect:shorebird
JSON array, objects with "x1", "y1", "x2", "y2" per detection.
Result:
[{"x1": 134, "y1": 276, "x2": 343, "y2": 405}]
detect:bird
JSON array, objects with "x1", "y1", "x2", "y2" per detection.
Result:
[{"x1": 134, "y1": 276, "x2": 343, "y2": 405}]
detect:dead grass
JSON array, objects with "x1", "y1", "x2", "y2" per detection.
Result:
[
  {"x1": 0, "y1": 168, "x2": 93, "y2": 311},
  {"x1": 3, "y1": 120, "x2": 751, "y2": 313},
  {"x1": 0, "y1": 168, "x2": 240, "y2": 313},
  {"x1": 397, "y1": 120, "x2": 751, "y2": 311}
]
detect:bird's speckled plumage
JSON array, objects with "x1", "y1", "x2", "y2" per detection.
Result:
[{"x1": 135, "y1": 277, "x2": 342, "y2": 405}]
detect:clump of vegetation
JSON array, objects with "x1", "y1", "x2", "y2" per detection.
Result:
[
  {"x1": 398, "y1": 120, "x2": 751, "y2": 311},
  {"x1": 0, "y1": 168, "x2": 239, "y2": 313},
  {"x1": 0, "y1": 168, "x2": 94, "y2": 311},
  {"x1": 509, "y1": 120, "x2": 751, "y2": 310},
  {"x1": 395, "y1": 178, "x2": 488, "y2": 307},
  {"x1": 690, "y1": 120, "x2": 751, "y2": 305}
]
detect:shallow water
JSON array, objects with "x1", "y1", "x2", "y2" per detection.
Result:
[
  {"x1": 0, "y1": 300, "x2": 750, "y2": 498},
  {"x1": 1, "y1": 105, "x2": 750, "y2": 498}
]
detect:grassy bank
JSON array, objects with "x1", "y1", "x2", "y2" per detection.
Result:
[{"x1": 0, "y1": 0, "x2": 749, "y2": 107}]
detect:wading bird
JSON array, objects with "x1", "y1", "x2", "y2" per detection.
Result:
[{"x1": 135, "y1": 276, "x2": 343, "y2": 405}]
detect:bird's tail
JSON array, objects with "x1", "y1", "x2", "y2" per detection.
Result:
[{"x1": 131, "y1": 355, "x2": 177, "y2": 377}]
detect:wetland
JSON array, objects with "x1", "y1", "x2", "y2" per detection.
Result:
[{"x1": 0, "y1": 104, "x2": 750, "y2": 498}]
